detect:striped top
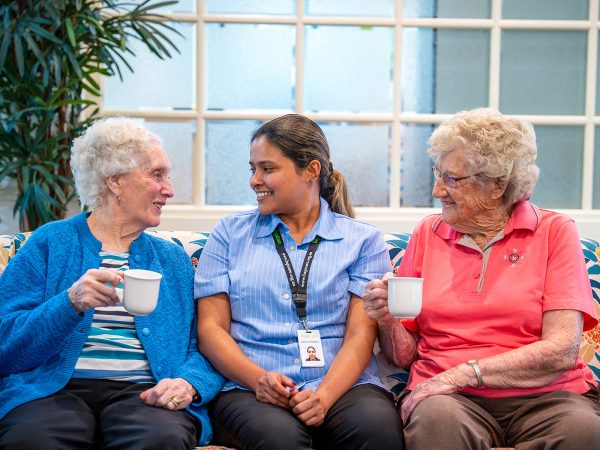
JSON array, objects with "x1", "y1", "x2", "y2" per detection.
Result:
[
  {"x1": 195, "y1": 198, "x2": 389, "y2": 392},
  {"x1": 72, "y1": 250, "x2": 153, "y2": 382}
]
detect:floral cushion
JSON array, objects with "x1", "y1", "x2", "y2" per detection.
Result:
[{"x1": 1, "y1": 231, "x2": 599, "y2": 387}]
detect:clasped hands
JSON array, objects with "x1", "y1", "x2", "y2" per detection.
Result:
[{"x1": 255, "y1": 371, "x2": 330, "y2": 427}]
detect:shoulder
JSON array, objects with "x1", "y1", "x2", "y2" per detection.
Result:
[
  {"x1": 329, "y1": 211, "x2": 382, "y2": 237},
  {"x1": 24, "y1": 214, "x2": 85, "y2": 247}
]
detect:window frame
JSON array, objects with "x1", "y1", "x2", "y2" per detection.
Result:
[{"x1": 99, "y1": 0, "x2": 600, "y2": 236}]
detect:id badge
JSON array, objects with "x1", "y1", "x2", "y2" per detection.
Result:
[{"x1": 297, "y1": 329, "x2": 325, "y2": 367}]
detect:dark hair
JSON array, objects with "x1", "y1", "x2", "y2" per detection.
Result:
[{"x1": 251, "y1": 114, "x2": 355, "y2": 217}]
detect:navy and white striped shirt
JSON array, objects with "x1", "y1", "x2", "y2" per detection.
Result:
[
  {"x1": 73, "y1": 250, "x2": 153, "y2": 382},
  {"x1": 195, "y1": 198, "x2": 389, "y2": 392}
]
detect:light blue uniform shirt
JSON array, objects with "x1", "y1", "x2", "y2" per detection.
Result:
[{"x1": 195, "y1": 198, "x2": 389, "y2": 392}]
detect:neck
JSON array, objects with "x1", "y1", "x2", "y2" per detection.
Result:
[
  {"x1": 87, "y1": 207, "x2": 142, "y2": 252},
  {"x1": 464, "y1": 204, "x2": 513, "y2": 249},
  {"x1": 279, "y1": 198, "x2": 321, "y2": 244}
]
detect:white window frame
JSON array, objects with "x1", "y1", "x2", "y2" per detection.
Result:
[{"x1": 99, "y1": 0, "x2": 600, "y2": 236}]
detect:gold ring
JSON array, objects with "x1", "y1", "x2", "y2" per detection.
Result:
[{"x1": 170, "y1": 396, "x2": 180, "y2": 407}]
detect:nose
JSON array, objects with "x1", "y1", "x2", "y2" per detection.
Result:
[
  {"x1": 163, "y1": 178, "x2": 174, "y2": 198},
  {"x1": 432, "y1": 177, "x2": 446, "y2": 199},
  {"x1": 250, "y1": 170, "x2": 262, "y2": 189}
]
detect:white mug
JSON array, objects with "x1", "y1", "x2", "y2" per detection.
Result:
[
  {"x1": 387, "y1": 277, "x2": 423, "y2": 318},
  {"x1": 115, "y1": 269, "x2": 162, "y2": 316}
]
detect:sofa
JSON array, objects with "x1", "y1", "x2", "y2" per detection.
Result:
[{"x1": 1, "y1": 229, "x2": 600, "y2": 448}]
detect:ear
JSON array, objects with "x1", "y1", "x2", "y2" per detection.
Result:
[
  {"x1": 105, "y1": 174, "x2": 121, "y2": 197},
  {"x1": 491, "y1": 176, "x2": 509, "y2": 200},
  {"x1": 305, "y1": 159, "x2": 321, "y2": 182}
]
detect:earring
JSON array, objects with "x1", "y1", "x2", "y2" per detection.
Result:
[{"x1": 116, "y1": 194, "x2": 121, "y2": 204}]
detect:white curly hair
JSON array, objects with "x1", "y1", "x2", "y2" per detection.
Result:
[
  {"x1": 70, "y1": 117, "x2": 160, "y2": 209},
  {"x1": 428, "y1": 108, "x2": 540, "y2": 206}
]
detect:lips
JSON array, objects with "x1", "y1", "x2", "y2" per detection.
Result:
[{"x1": 255, "y1": 191, "x2": 273, "y2": 199}]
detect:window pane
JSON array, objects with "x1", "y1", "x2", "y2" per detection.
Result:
[
  {"x1": 205, "y1": 120, "x2": 260, "y2": 205},
  {"x1": 205, "y1": 24, "x2": 295, "y2": 110},
  {"x1": 500, "y1": 31, "x2": 586, "y2": 115},
  {"x1": 400, "y1": 124, "x2": 436, "y2": 206},
  {"x1": 205, "y1": 0, "x2": 294, "y2": 15},
  {"x1": 503, "y1": 0, "x2": 588, "y2": 20},
  {"x1": 304, "y1": 26, "x2": 393, "y2": 113},
  {"x1": 141, "y1": 120, "x2": 195, "y2": 204},
  {"x1": 402, "y1": 28, "x2": 489, "y2": 114},
  {"x1": 107, "y1": 0, "x2": 195, "y2": 14},
  {"x1": 530, "y1": 126, "x2": 583, "y2": 209},
  {"x1": 320, "y1": 123, "x2": 390, "y2": 207},
  {"x1": 306, "y1": 0, "x2": 394, "y2": 17},
  {"x1": 594, "y1": 128, "x2": 600, "y2": 209},
  {"x1": 404, "y1": 0, "x2": 490, "y2": 18},
  {"x1": 103, "y1": 23, "x2": 195, "y2": 110}
]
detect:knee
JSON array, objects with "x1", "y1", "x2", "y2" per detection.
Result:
[
  {"x1": 410, "y1": 395, "x2": 463, "y2": 427},
  {"x1": 131, "y1": 426, "x2": 196, "y2": 450},
  {"x1": 552, "y1": 408, "x2": 600, "y2": 446}
]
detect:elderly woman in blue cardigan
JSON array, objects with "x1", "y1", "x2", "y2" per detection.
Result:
[{"x1": 0, "y1": 117, "x2": 224, "y2": 449}]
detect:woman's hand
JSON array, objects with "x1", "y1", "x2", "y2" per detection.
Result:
[
  {"x1": 140, "y1": 377, "x2": 197, "y2": 410},
  {"x1": 255, "y1": 371, "x2": 296, "y2": 409},
  {"x1": 289, "y1": 388, "x2": 331, "y2": 427},
  {"x1": 68, "y1": 269, "x2": 122, "y2": 313},
  {"x1": 362, "y1": 272, "x2": 395, "y2": 321},
  {"x1": 400, "y1": 367, "x2": 469, "y2": 423}
]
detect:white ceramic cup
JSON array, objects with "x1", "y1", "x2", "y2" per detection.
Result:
[
  {"x1": 387, "y1": 277, "x2": 423, "y2": 318},
  {"x1": 115, "y1": 269, "x2": 162, "y2": 316}
]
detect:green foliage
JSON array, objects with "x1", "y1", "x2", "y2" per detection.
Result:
[{"x1": 0, "y1": 0, "x2": 180, "y2": 231}]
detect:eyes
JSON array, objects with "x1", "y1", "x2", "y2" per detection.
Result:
[
  {"x1": 152, "y1": 170, "x2": 170, "y2": 181},
  {"x1": 249, "y1": 166, "x2": 274, "y2": 174}
]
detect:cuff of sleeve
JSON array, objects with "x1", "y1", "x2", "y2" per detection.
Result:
[{"x1": 194, "y1": 274, "x2": 230, "y2": 299}]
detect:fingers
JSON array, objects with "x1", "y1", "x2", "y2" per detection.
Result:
[
  {"x1": 256, "y1": 372, "x2": 295, "y2": 408},
  {"x1": 290, "y1": 389, "x2": 326, "y2": 427},
  {"x1": 68, "y1": 269, "x2": 122, "y2": 312},
  {"x1": 140, "y1": 378, "x2": 193, "y2": 410},
  {"x1": 363, "y1": 278, "x2": 392, "y2": 321}
]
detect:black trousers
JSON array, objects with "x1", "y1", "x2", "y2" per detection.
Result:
[
  {"x1": 210, "y1": 384, "x2": 404, "y2": 450},
  {"x1": 0, "y1": 378, "x2": 198, "y2": 450}
]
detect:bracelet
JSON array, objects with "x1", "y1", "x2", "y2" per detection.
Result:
[{"x1": 467, "y1": 359, "x2": 484, "y2": 387}]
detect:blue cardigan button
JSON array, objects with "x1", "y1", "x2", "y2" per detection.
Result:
[
  {"x1": 142, "y1": 327, "x2": 150, "y2": 336},
  {"x1": 134, "y1": 255, "x2": 141, "y2": 263}
]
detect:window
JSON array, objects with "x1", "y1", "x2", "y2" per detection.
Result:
[{"x1": 100, "y1": 0, "x2": 600, "y2": 234}]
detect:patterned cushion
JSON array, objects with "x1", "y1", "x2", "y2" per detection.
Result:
[{"x1": 1, "y1": 230, "x2": 599, "y2": 389}]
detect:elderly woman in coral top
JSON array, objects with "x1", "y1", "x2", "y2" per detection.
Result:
[{"x1": 363, "y1": 108, "x2": 600, "y2": 450}]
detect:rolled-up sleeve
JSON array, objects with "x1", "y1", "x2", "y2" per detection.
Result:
[{"x1": 194, "y1": 219, "x2": 231, "y2": 299}]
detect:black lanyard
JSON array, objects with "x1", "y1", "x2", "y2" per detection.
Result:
[{"x1": 272, "y1": 228, "x2": 321, "y2": 322}]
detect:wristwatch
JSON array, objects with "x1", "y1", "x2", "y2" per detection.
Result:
[{"x1": 467, "y1": 359, "x2": 484, "y2": 387}]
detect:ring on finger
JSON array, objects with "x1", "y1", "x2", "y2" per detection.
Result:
[{"x1": 170, "y1": 396, "x2": 180, "y2": 407}]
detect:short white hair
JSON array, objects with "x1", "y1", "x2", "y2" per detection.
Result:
[
  {"x1": 70, "y1": 117, "x2": 160, "y2": 209},
  {"x1": 428, "y1": 108, "x2": 540, "y2": 205}
]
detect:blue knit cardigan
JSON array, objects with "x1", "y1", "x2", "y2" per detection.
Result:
[{"x1": 0, "y1": 213, "x2": 224, "y2": 445}]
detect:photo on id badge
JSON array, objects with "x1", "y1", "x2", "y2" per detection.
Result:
[{"x1": 298, "y1": 329, "x2": 325, "y2": 368}]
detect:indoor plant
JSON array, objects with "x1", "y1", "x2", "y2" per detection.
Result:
[{"x1": 0, "y1": 0, "x2": 180, "y2": 231}]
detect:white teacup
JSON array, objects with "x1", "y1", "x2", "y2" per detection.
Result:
[
  {"x1": 387, "y1": 277, "x2": 423, "y2": 318},
  {"x1": 115, "y1": 269, "x2": 162, "y2": 316}
]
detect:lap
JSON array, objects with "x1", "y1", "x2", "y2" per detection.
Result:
[
  {"x1": 0, "y1": 379, "x2": 198, "y2": 450},
  {"x1": 0, "y1": 388, "x2": 97, "y2": 450},
  {"x1": 211, "y1": 385, "x2": 403, "y2": 450}
]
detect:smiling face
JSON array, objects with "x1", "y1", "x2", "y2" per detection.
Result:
[
  {"x1": 432, "y1": 149, "x2": 502, "y2": 233},
  {"x1": 307, "y1": 346, "x2": 317, "y2": 360},
  {"x1": 117, "y1": 141, "x2": 174, "y2": 231},
  {"x1": 249, "y1": 136, "x2": 315, "y2": 218}
]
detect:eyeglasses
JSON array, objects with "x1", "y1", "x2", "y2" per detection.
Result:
[{"x1": 432, "y1": 166, "x2": 483, "y2": 189}]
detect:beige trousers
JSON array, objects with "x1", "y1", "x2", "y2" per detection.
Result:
[{"x1": 403, "y1": 385, "x2": 600, "y2": 450}]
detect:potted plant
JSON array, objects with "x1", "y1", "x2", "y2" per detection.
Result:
[{"x1": 0, "y1": 0, "x2": 180, "y2": 231}]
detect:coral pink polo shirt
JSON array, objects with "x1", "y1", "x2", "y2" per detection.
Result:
[{"x1": 398, "y1": 201, "x2": 598, "y2": 398}]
